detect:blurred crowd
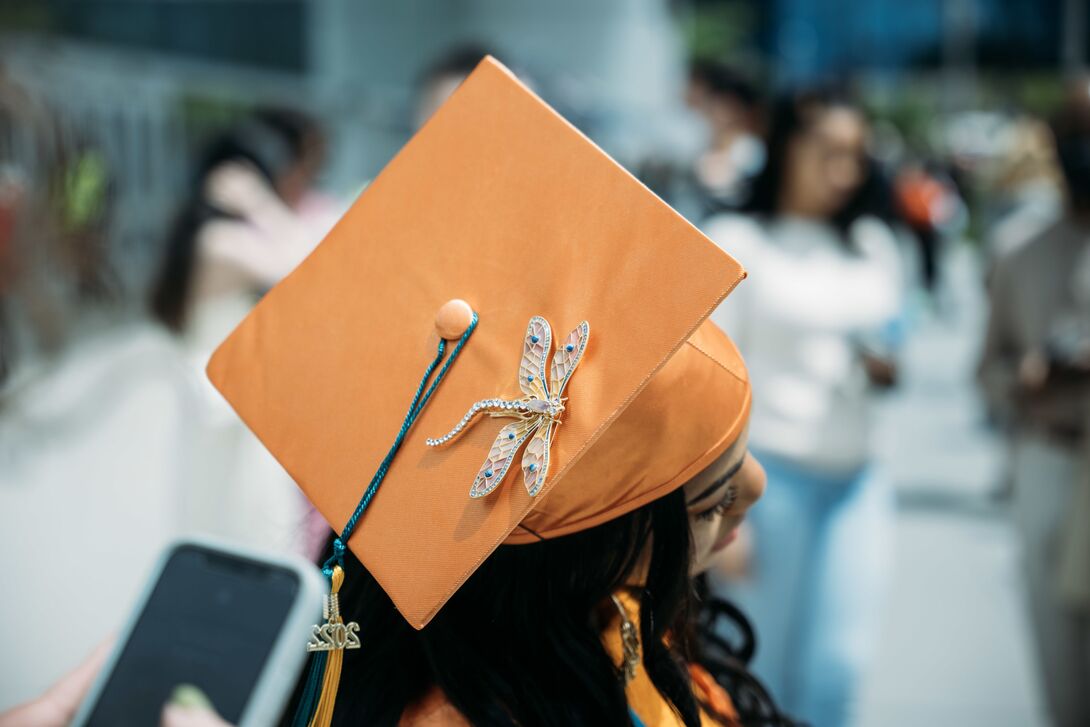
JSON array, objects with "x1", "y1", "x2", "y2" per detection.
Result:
[{"x1": 1, "y1": 36, "x2": 1089, "y2": 727}]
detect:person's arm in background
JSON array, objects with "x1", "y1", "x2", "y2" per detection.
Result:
[
  {"x1": 860, "y1": 338, "x2": 898, "y2": 389},
  {"x1": 977, "y1": 255, "x2": 1025, "y2": 426},
  {"x1": 852, "y1": 217, "x2": 906, "y2": 389},
  {"x1": 198, "y1": 163, "x2": 325, "y2": 288}
]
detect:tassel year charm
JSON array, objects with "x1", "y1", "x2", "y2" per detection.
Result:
[{"x1": 307, "y1": 565, "x2": 361, "y2": 653}]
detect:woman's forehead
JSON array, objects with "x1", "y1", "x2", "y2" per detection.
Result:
[
  {"x1": 811, "y1": 108, "x2": 867, "y2": 145},
  {"x1": 683, "y1": 426, "x2": 749, "y2": 500}
]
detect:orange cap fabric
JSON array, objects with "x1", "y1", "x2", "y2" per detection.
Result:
[{"x1": 207, "y1": 57, "x2": 749, "y2": 629}]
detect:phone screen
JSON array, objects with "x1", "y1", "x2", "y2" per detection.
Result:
[{"x1": 85, "y1": 544, "x2": 301, "y2": 726}]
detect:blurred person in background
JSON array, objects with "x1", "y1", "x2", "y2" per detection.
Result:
[
  {"x1": 985, "y1": 115, "x2": 1066, "y2": 272},
  {"x1": 641, "y1": 61, "x2": 764, "y2": 224},
  {"x1": 150, "y1": 111, "x2": 330, "y2": 340},
  {"x1": 0, "y1": 70, "x2": 198, "y2": 709},
  {"x1": 705, "y1": 88, "x2": 905, "y2": 727},
  {"x1": 0, "y1": 71, "x2": 118, "y2": 394},
  {"x1": 685, "y1": 60, "x2": 765, "y2": 217},
  {"x1": 980, "y1": 117, "x2": 1066, "y2": 503},
  {"x1": 252, "y1": 107, "x2": 343, "y2": 232},
  {"x1": 149, "y1": 112, "x2": 335, "y2": 558},
  {"x1": 415, "y1": 44, "x2": 500, "y2": 129},
  {"x1": 893, "y1": 159, "x2": 964, "y2": 299},
  {"x1": 977, "y1": 80, "x2": 1090, "y2": 727}
]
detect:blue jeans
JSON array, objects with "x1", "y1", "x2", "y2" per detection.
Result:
[{"x1": 711, "y1": 450, "x2": 894, "y2": 727}]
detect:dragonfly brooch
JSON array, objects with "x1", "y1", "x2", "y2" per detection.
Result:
[{"x1": 426, "y1": 316, "x2": 590, "y2": 498}]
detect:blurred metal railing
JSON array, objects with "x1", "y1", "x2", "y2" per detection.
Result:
[{"x1": 0, "y1": 33, "x2": 343, "y2": 301}]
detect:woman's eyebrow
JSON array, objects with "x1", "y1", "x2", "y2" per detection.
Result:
[{"x1": 686, "y1": 455, "x2": 746, "y2": 507}]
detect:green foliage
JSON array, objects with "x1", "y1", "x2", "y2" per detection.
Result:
[
  {"x1": 0, "y1": 1, "x2": 56, "y2": 33},
  {"x1": 679, "y1": 2, "x2": 758, "y2": 62}
]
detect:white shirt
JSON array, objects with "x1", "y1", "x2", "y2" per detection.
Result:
[{"x1": 707, "y1": 214, "x2": 904, "y2": 474}]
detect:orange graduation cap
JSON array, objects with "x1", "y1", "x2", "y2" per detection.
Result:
[{"x1": 206, "y1": 57, "x2": 750, "y2": 634}]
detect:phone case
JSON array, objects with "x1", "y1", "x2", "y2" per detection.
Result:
[{"x1": 70, "y1": 535, "x2": 325, "y2": 727}]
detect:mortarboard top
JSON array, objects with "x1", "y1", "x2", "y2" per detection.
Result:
[{"x1": 207, "y1": 57, "x2": 750, "y2": 629}]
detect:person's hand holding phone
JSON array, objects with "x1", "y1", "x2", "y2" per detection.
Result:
[
  {"x1": 0, "y1": 647, "x2": 235, "y2": 727},
  {"x1": 0, "y1": 643, "x2": 111, "y2": 727}
]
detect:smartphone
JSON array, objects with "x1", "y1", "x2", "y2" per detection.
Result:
[{"x1": 71, "y1": 537, "x2": 324, "y2": 727}]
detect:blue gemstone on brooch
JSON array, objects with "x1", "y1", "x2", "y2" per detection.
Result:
[
  {"x1": 507, "y1": 432, "x2": 515, "y2": 440},
  {"x1": 528, "y1": 463, "x2": 537, "y2": 472},
  {"x1": 485, "y1": 469, "x2": 494, "y2": 478},
  {"x1": 531, "y1": 335, "x2": 539, "y2": 343},
  {"x1": 527, "y1": 374, "x2": 534, "y2": 382},
  {"x1": 566, "y1": 344, "x2": 575, "y2": 352}
]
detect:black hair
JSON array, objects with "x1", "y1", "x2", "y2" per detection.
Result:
[
  {"x1": 287, "y1": 489, "x2": 798, "y2": 726},
  {"x1": 1051, "y1": 86, "x2": 1090, "y2": 212},
  {"x1": 694, "y1": 582, "x2": 801, "y2": 726},
  {"x1": 148, "y1": 119, "x2": 296, "y2": 332},
  {"x1": 253, "y1": 107, "x2": 326, "y2": 163},
  {"x1": 689, "y1": 60, "x2": 759, "y2": 109},
  {"x1": 419, "y1": 43, "x2": 500, "y2": 89},
  {"x1": 744, "y1": 87, "x2": 884, "y2": 236}
]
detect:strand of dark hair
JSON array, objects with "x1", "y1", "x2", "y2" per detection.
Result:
[{"x1": 692, "y1": 579, "x2": 805, "y2": 727}]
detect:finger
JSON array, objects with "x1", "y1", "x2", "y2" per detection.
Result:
[
  {"x1": 0, "y1": 639, "x2": 114, "y2": 727},
  {"x1": 160, "y1": 704, "x2": 234, "y2": 727},
  {"x1": 41, "y1": 639, "x2": 114, "y2": 723}
]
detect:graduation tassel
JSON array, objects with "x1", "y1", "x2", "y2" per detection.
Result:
[
  {"x1": 293, "y1": 563, "x2": 358, "y2": 727},
  {"x1": 304, "y1": 565, "x2": 355, "y2": 727},
  {"x1": 292, "y1": 311, "x2": 480, "y2": 726}
]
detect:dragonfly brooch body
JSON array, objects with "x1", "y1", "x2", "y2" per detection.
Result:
[{"x1": 426, "y1": 316, "x2": 590, "y2": 498}]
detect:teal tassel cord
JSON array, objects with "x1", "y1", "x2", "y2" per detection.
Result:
[
  {"x1": 294, "y1": 311, "x2": 479, "y2": 727},
  {"x1": 291, "y1": 651, "x2": 328, "y2": 727}
]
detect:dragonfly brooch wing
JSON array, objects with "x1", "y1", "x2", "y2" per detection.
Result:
[
  {"x1": 471, "y1": 418, "x2": 540, "y2": 498},
  {"x1": 520, "y1": 316, "x2": 552, "y2": 400},
  {"x1": 549, "y1": 321, "x2": 590, "y2": 397},
  {"x1": 520, "y1": 421, "x2": 553, "y2": 496}
]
